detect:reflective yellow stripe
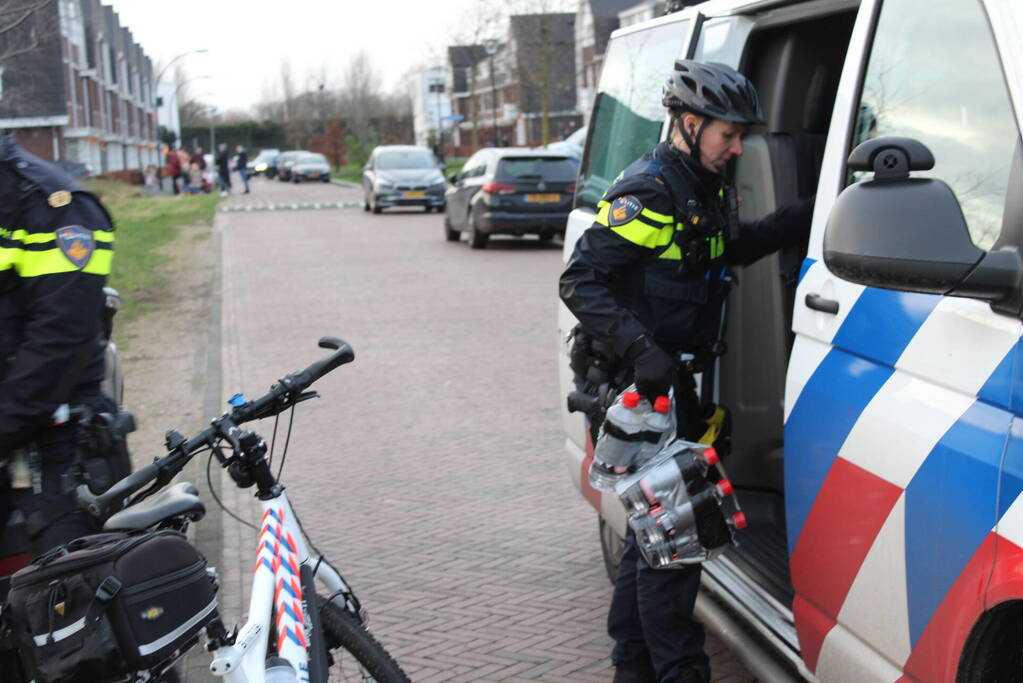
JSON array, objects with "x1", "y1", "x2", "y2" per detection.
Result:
[
  {"x1": 640, "y1": 207, "x2": 673, "y2": 225},
  {"x1": 0, "y1": 248, "x2": 18, "y2": 270},
  {"x1": 16, "y1": 248, "x2": 113, "y2": 277},
  {"x1": 659, "y1": 243, "x2": 682, "y2": 260},
  {"x1": 612, "y1": 219, "x2": 673, "y2": 249},
  {"x1": 595, "y1": 201, "x2": 611, "y2": 227}
]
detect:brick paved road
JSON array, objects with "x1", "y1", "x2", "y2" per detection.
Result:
[{"x1": 207, "y1": 175, "x2": 754, "y2": 682}]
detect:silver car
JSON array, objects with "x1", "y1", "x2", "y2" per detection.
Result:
[{"x1": 362, "y1": 145, "x2": 446, "y2": 214}]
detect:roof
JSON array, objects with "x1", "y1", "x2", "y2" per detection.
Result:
[
  {"x1": 583, "y1": 0, "x2": 641, "y2": 54},
  {"x1": 448, "y1": 45, "x2": 487, "y2": 68},
  {"x1": 510, "y1": 13, "x2": 575, "y2": 45}
]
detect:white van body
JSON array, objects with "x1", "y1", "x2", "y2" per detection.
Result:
[{"x1": 558, "y1": 1, "x2": 1023, "y2": 680}]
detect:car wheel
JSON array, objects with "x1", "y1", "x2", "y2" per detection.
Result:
[
  {"x1": 371, "y1": 195, "x2": 382, "y2": 214},
  {"x1": 467, "y1": 215, "x2": 489, "y2": 249},
  {"x1": 538, "y1": 233, "x2": 554, "y2": 242},
  {"x1": 599, "y1": 516, "x2": 625, "y2": 585},
  {"x1": 293, "y1": 176, "x2": 300, "y2": 184},
  {"x1": 363, "y1": 193, "x2": 370, "y2": 212},
  {"x1": 443, "y1": 214, "x2": 460, "y2": 242}
]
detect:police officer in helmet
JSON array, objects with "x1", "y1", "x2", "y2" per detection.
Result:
[
  {"x1": 560, "y1": 61, "x2": 813, "y2": 682},
  {"x1": 0, "y1": 131, "x2": 115, "y2": 561}
]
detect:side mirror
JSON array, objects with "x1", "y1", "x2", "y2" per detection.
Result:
[
  {"x1": 449, "y1": 171, "x2": 460, "y2": 184},
  {"x1": 824, "y1": 137, "x2": 1022, "y2": 315}
]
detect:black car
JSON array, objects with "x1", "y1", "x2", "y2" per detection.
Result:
[
  {"x1": 248, "y1": 148, "x2": 280, "y2": 177},
  {"x1": 290, "y1": 153, "x2": 331, "y2": 183},
  {"x1": 276, "y1": 150, "x2": 308, "y2": 182},
  {"x1": 362, "y1": 145, "x2": 446, "y2": 213},
  {"x1": 444, "y1": 148, "x2": 578, "y2": 249}
]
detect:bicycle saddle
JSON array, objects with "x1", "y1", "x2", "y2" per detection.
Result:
[{"x1": 103, "y1": 481, "x2": 206, "y2": 531}]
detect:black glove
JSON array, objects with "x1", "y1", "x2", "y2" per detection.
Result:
[{"x1": 625, "y1": 336, "x2": 676, "y2": 399}]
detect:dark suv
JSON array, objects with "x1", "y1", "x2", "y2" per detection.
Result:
[{"x1": 443, "y1": 148, "x2": 578, "y2": 249}]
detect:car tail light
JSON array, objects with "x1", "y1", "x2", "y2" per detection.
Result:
[
  {"x1": 482, "y1": 182, "x2": 516, "y2": 195},
  {"x1": 566, "y1": 183, "x2": 577, "y2": 194}
]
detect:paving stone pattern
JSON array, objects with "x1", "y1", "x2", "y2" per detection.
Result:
[{"x1": 200, "y1": 178, "x2": 754, "y2": 682}]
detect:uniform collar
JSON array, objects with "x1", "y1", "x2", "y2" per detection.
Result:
[
  {"x1": 653, "y1": 141, "x2": 724, "y2": 196},
  {"x1": 0, "y1": 133, "x2": 83, "y2": 195}
]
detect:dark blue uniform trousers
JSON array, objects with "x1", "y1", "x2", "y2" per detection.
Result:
[{"x1": 608, "y1": 529, "x2": 709, "y2": 681}]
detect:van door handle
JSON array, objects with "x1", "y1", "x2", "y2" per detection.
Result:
[{"x1": 805, "y1": 293, "x2": 840, "y2": 315}]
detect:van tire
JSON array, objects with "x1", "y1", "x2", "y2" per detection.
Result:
[{"x1": 599, "y1": 516, "x2": 625, "y2": 584}]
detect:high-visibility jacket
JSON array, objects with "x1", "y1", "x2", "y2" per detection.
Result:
[
  {"x1": 0, "y1": 134, "x2": 114, "y2": 455},
  {"x1": 560, "y1": 142, "x2": 812, "y2": 358}
]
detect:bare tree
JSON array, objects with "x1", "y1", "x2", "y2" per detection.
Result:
[
  {"x1": 448, "y1": 0, "x2": 504, "y2": 151},
  {"x1": 0, "y1": 0, "x2": 55, "y2": 65},
  {"x1": 508, "y1": 0, "x2": 576, "y2": 145}
]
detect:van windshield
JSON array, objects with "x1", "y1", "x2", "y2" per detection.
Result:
[{"x1": 577, "y1": 19, "x2": 689, "y2": 209}]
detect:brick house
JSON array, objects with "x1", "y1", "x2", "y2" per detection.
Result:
[
  {"x1": 0, "y1": 0, "x2": 159, "y2": 174},
  {"x1": 575, "y1": 0, "x2": 656, "y2": 123},
  {"x1": 451, "y1": 13, "x2": 581, "y2": 152}
]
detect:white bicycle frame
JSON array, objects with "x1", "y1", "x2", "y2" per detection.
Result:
[{"x1": 206, "y1": 491, "x2": 352, "y2": 683}]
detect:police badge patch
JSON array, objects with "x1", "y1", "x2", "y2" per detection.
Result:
[
  {"x1": 609, "y1": 195, "x2": 643, "y2": 227},
  {"x1": 55, "y1": 225, "x2": 95, "y2": 269}
]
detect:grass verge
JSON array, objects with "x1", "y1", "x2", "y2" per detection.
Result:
[{"x1": 84, "y1": 179, "x2": 222, "y2": 323}]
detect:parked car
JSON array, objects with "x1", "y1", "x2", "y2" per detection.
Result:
[
  {"x1": 276, "y1": 150, "x2": 308, "y2": 182},
  {"x1": 361, "y1": 145, "x2": 446, "y2": 213},
  {"x1": 248, "y1": 148, "x2": 280, "y2": 177},
  {"x1": 290, "y1": 153, "x2": 331, "y2": 183},
  {"x1": 444, "y1": 148, "x2": 577, "y2": 249},
  {"x1": 545, "y1": 127, "x2": 586, "y2": 161},
  {"x1": 558, "y1": 0, "x2": 1023, "y2": 682}
]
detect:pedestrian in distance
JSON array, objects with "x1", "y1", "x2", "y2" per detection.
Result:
[
  {"x1": 178, "y1": 147, "x2": 192, "y2": 195},
  {"x1": 215, "y1": 143, "x2": 231, "y2": 197},
  {"x1": 236, "y1": 145, "x2": 250, "y2": 194},
  {"x1": 165, "y1": 145, "x2": 181, "y2": 195},
  {"x1": 0, "y1": 131, "x2": 115, "y2": 564},
  {"x1": 559, "y1": 60, "x2": 814, "y2": 683}
]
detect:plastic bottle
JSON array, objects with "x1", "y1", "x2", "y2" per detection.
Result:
[
  {"x1": 589, "y1": 390, "x2": 649, "y2": 491},
  {"x1": 634, "y1": 394, "x2": 675, "y2": 468}
]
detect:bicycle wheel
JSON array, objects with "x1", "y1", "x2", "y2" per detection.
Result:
[{"x1": 317, "y1": 594, "x2": 410, "y2": 682}]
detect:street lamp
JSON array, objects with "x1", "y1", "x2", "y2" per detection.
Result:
[
  {"x1": 482, "y1": 38, "x2": 499, "y2": 146},
  {"x1": 155, "y1": 48, "x2": 210, "y2": 87},
  {"x1": 174, "y1": 75, "x2": 212, "y2": 99}
]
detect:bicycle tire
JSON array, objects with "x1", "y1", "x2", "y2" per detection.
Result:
[{"x1": 317, "y1": 594, "x2": 410, "y2": 683}]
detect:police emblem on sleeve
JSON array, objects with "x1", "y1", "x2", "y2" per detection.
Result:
[
  {"x1": 55, "y1": 225, "x2": 95, "y2": 269},
  {"x1": 609, "y1": 195, "x2": 643, "y2": 227}
]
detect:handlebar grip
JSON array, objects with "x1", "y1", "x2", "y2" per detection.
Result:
[
  {"x1": 303, "y1": 336, "x2": 354, "y2": 384},
  {"x1": 77, "y1": 462, "x2": 160, "y2": 518}
]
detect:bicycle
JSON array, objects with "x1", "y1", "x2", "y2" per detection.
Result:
[{"x1": 4, "y1": 337, "x2": 410, "y2": 683}]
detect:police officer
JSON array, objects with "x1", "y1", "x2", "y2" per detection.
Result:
[
  {"x1": 0, "y1": 132, "x2": 115, "y2": 557},
  {"x1": 560, "y1": 61, "x2": 813, "y2": 682}
]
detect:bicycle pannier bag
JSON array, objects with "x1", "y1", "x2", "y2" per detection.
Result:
[{"x1": 5, "y1": 530, "x2": 218, "y2": 682}]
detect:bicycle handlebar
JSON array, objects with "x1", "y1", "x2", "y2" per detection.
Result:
[{"x1": 78, "y1": 336, "x2": 355, "y2": 518}]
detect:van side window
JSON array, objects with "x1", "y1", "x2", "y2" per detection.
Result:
[
  {"x1": 850, "y1": 0, "x2": 1018, "y2": 250},
  {"x1": 577, "y1": 20, "x2": 689, "y2": 209}
]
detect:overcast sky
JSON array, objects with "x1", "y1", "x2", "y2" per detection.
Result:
[{"x1": 105, "y1": 0, "x2": 487, "y2": 113}]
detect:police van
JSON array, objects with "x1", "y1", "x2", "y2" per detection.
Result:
[{"x1": 557, "y1": 0, "x2": 1023, "y2": 680}]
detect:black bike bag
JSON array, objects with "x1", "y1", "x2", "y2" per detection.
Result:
[{"x1": 5, "y1": 530, "x2": 217, "y2": 682}]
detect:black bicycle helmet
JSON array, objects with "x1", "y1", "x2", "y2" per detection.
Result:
[{"x1": 663, "y1": 60, "x2": 764, "y2": 126}]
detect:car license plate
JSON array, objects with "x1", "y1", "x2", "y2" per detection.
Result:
[
  {"x1": 404, "y1": 191, "x2": 426, "y2": 199},
  {"x1": 307, "y1": 173, "x2": 320, "y2": 179},
  {"x1": 526, "y1": 193, "x2": 560, "y2": 203}
]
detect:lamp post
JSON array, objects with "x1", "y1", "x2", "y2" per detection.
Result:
[
  {"x1": 174, "y1": 75, "x2": 212, "y2": 99},
  {"x1": 155, "y1": 49, "x2": 210, "y2": 88},
  {"x1": 483, "y1": 38, "x2": 499, "y2": 146}
]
